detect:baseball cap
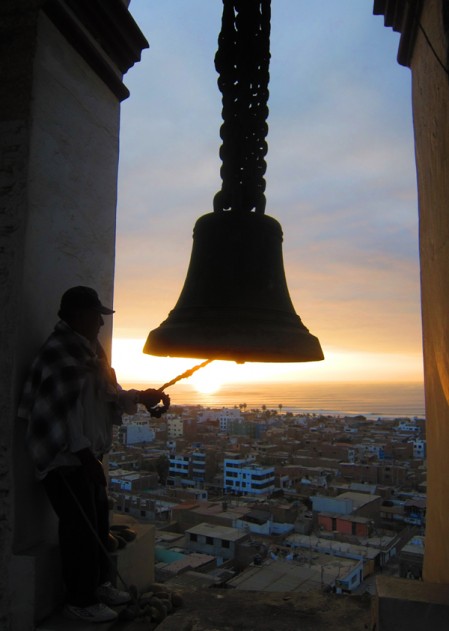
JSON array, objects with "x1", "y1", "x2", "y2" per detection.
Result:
[{"x1": 59, "y1": 286, "x2": 115, "y2": 316}]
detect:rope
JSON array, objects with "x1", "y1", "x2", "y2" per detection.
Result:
[
  {"x1": 214, "y1": 0, "x2": 271, "y2": 214},
  {"x1": 158, "y1": 359, "x2": 213, "y2": 391}
]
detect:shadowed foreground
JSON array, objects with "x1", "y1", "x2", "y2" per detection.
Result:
[
  {"x1": 118, "y1": 589, "x2": 372, "y2": 631},
  {"x1": 38, "y1": 584, "x2": 373, "y2": 630}
]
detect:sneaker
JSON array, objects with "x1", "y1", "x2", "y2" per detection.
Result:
[
  {"x1": 96, "y1": 581, "x2": 131, "y2": 606},
  {"x1": 63, "y1": 602, "x2": 118, "y2": 622}
]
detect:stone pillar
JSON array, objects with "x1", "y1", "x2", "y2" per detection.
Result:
[
  {"x1": 374, "y1": 0, "x2": 449, "y2": 585},
  {"x1": 0, "y1": 1, "x2": 148, "y2": 628},
  {"x1": 411, "y1": 0, "x2": 449, "y2": 583}
]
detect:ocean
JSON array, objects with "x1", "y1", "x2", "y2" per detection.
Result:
[{"x1": 124, "y1": 381, "x2": 425, "y2": 419}]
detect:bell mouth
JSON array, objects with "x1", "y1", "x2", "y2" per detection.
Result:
[
  {"x1": 144, "y1": 305, "x2": 323, "y2": 363},
  {"x1": 144, "y1": 211, "x2": 324, "y2": 363}
]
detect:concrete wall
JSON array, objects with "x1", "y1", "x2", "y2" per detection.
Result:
[
  {"x1": 7, "y1": 12, "x2": 119, "y2": 627},
  {"x1": 13, "y1": 8, "x2": 119, "y2": 548},
  {"x1": 0, "y1": 0, "x2": 148, "y2": 626},
  {"x1": 411, "y1": 0, "x2": 449, "y2": 583}
]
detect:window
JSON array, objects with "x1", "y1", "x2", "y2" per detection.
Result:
[
  {"x1": 206, "y1": 536, "x2": 213, "y2": 545},
  {"x1": 190, "y1": 533, "x2": 198, "y2": 542},
  {"x1": 222, "y1": 540, "x2": 230, "y2": 549}
]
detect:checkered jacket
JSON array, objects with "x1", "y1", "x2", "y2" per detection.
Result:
[{"x1": 18, "y1": 321, "x2": 120, "y2": 474}]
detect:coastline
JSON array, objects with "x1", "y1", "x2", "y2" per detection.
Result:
[{"x1": 120, "y1": 380, "x2": 425, "y2": 419}]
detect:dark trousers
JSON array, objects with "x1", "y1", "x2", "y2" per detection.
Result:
[{"x1": 42, "y1": 466, "x2": 111, "y2": 607}]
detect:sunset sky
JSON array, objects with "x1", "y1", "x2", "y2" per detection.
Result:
[{"x1": 111, "y1": 0, "x2": 423, "y2": 391}]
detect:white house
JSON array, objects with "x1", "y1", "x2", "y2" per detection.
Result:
[
  {"x1": 224, "y1": 455, "x2": 275, "y2": 496},
  {"x1": 120, "y1": 420, "x2": 155, "y2": 445}
]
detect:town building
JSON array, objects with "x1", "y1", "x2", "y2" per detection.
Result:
[
  {"x1": 224, "y1": 454, "x2": 275, "y2": 496},
  {"x1": 168, "y1": 449, "x2": 212, "y2": 488},
  {"x1": 185, "y1": 522, "x2": 250, "y2": 566},
  {"x1": 119, "y1": 417, "x2": 156, "y2": 446},
  {"x1": 311, "y1": 492, "x2": 383, "y2": 523},
  {"x1": 399, "y1": 535, "x2": 425, "y2": 580},
  {"x1": 167, "y1": 416, "x2": 184, "y2": 439}
]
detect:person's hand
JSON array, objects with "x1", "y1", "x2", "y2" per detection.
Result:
[
  {"x1": 139, "y1": 388, "x2": 163, "y2": 410},
  {"x1": 76, "y1": 448, "x2": 107, "y2": 486},
  {"x1": 139, "y1": 389, "x2": 171, "y2": 417},
  {"x1": 161, "y1": 392, "x2": 170, "y2": 410},
  {"x1": 150, "y1": 392, "x2": 171, "y2": 418}
]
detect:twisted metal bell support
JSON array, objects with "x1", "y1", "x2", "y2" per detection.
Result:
[
  {"x1": 144, "y1": 0, "x2": 324, "y2": 363},
  {"x1": 144, "y1": 211, "x2": 323, "y2": 362}
]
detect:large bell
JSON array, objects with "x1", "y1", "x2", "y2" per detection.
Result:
[{"x1": 144, "y1": 211, "x2": 324, "y2": 362}]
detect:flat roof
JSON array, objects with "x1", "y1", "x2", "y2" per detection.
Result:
[
  {"x1": 172, "y1": 502, "x2": 200, "y2": 512},
  {"x1": 191, "y1": 502, "x2": 248, "y2": 518},
  {"x1": 157, "y1": 551, "x2": 216, "y2": 573},
  {"x1": 335, "y1": 492, "x2": 381, "y2": 508},
  {"x1": 227, "y1": 557, "x2": 359, "y2": 592},
  {"x1": 110, "y1": 471, "x2": 141, "y2": 481},
  {"x1": 243, "y1": 509, "x2": 271, "y2": 522},
  {"x1": 186, "y1": 522, "x2": 247, "y2": 541},
  {"x1": 109, "y1": 468, "x2": 134, "y2": 477},
  {"x1": 404, "y1": 498, "x2": 426, "y2": 509},
  {"x1": 319, "y1": 512, "x2": 371, "y2": 524},
  {"x1": 155, "y1": 531, "x2": 185, "y2": 545},
  {"x1": 285, "y1": 533, "x2": 378, "y2": 560}
]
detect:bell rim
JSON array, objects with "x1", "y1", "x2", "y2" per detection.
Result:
[{"x1": 144, "y1": 321, "x2": 324, "y2": 363}]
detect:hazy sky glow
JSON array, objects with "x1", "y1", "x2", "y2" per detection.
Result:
[{"x1": 112, "y1": 0, "x2": 423, "y2": 388}]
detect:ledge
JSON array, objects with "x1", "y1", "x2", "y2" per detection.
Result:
[
  {"x1": 373, "y1": 0, "x2": 424, "y2": 67},
  {"x1": 43, "y1": 0, "x2": 149, "y2": 101},
  {"x1": 373, "y1": 575, "x2": 449, "y2": 631}
]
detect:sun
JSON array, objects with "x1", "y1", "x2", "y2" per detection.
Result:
[
  {"x1": 187, "y1": 360, "x2": 239, "y2": 394},
  {"x1": 189, "y1": 371, "x2": 224, "y2": 394}
]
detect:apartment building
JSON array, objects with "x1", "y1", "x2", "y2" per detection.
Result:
[
  {"x1": 224, "y1": 454, "x2": 275, "y2": 496},
  {"x1": 169, "y1": 450, "x2": 208, "y2": 487},
  {"x1": 167, "y1": 416, "x2": 184, "y2": 439}
]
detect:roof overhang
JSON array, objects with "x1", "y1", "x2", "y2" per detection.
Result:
[
  {"x1": 373, "y1": 0, "x2": 424, "y2": 67},
  {"x1": 43, "y1": 0, "x2": 149, "y2": 101}
]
